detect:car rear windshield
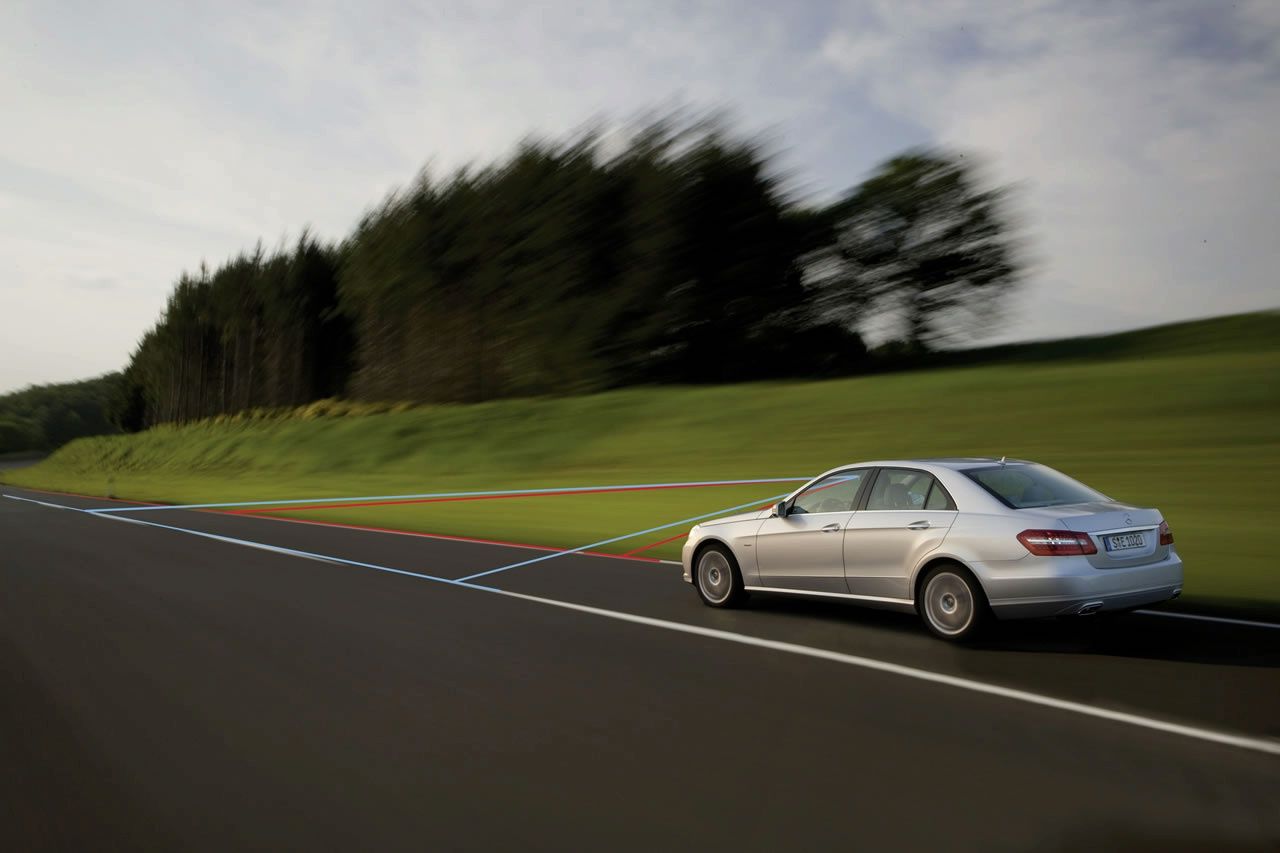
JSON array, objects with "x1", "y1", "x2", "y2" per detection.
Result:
[{"x1": 963, "y1": 464, "x2": 1108, "y2": 509}]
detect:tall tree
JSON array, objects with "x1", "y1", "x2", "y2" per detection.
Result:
[
  {"x1": 816, "y1": 150, "x2": 1023, "y2": 349},
  {"x1": 112, "y1": 117, "x2": 1024, "y2": 427}
]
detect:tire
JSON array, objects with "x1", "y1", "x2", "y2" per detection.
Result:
[
  {"x1": 917, "y1": 563, "x2": 987, "y2": 641},
  {"x1": 694, "y1": 544, "x2": 746, "y2": 608}
]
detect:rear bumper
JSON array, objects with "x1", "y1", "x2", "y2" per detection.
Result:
[{"x1": 977, "y1": 550, "x2": 1184, "y2": 620}]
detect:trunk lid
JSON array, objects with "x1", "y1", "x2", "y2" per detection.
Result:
[{"x1": 1022, "y1": 501, "x2": 1167, "y2": 568}]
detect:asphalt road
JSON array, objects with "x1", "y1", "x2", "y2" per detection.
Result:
[{"x1": 2, "y1": 485, "x2": 1278, "y2": 852}]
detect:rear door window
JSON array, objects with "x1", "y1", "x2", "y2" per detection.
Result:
[{"x1": 866, "y1": 469, "x2": 953, "y2": 511}]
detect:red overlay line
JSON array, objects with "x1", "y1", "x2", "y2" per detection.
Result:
[
  {"x1": 227, "y1": 479, "x2": 790, "y2": 515},
  {"x1": 621, "y1": 498, "x2": 779, "y2": 556},
  {"x1": 223, "y1": 512, "x2": 666, "y2": 564},
  {"x1": 621, "y1": 531, "x2": 687, "y2": 556}
]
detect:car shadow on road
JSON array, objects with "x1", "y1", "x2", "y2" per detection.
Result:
[
  {"x1": 737, "y1": 595, "x2": 1280, "y2": 669},
  {"x1": 970, "y1": 613, "x2": 1280, "y2": 668}
]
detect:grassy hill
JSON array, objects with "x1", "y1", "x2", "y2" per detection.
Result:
[
  {"x1": 5, "y1": 310, "x2": 1278, "y2": 610},
  {"x1": 944, "y1": 309, "x2": 1280, "y2": 364}
]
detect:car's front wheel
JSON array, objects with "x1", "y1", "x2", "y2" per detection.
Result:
[
  {"x1": 918, "y1": 563, "x2": 987, "y2": 641},
  {"x1": 694, "y1": 544, "x2": 746, "y2": 608}
]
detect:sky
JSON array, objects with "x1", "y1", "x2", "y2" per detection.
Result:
[{"x1": 1, "y1": 0, "x2": 1277, "y2": 393}]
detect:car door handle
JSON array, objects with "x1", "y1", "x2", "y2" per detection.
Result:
[
  {"x1": 821, "y1": 522, "x2": 841, "y2": 532},
  {"x1": 906, "y1": 520, "x2": 932, "y2": 530}
]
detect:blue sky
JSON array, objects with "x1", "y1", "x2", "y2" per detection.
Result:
[{"x1": 1, "y1": 0, "x2": 1277, "y2": 392}]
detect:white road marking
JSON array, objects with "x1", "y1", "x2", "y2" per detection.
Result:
[
  {"x1": 1133, "y1": 609, "x2": 1280, "y2": 630},
  {"x1": 6, "y1": 492, "x2": 1278, "y2": 630},
  {"x1": 3, "y1": 494, "x2": 83, "y2": 511},
  {"x1": 5, "y1": 490, "x2": 1279, "y2": 757},
  {"x1": 471, "y1": 585, "x2": 1280, "y2": 757}
]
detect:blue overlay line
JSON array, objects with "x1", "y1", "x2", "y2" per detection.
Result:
[
  {"x1": 5, "y1": 493, "x2": 1278, "y2": 757},
  {"x1": 4, "y1": 494, "x2": 461, "y2": 585},
  {"x1": 87, "y1": 477, "x2": 810, "y2": 514},
  {"x1": 455, "y1": 492, "x2": 790, "y2": 583}
]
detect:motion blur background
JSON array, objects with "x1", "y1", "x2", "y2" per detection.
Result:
[{"x1": 1, "y1": 1, "x2": 1277, "y2": 611}]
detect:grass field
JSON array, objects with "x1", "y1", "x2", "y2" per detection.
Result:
[{"x1": 5, "y1": 311, "x2": 1278, "y2": 610}]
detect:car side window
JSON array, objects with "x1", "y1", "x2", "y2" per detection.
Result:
[
  {"x1": 790, "y1": 470, "x2": 866, "y2": 515},
  {"x1": 906, "y1": 474, "x2": 932, "y2": 507},
  {"x1": 924, "y1": 481, "x2": 954, "y2": 510},
  {"x1": 866, "y1": 469, "x2": 950, "y2": 511}
]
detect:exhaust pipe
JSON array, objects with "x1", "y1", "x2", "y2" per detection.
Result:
[
  {"x1": 1078, "y1": 601, "x2": 1104, "y2": 616},
  {"x1": 1171, "y1": 588, "x2": 1182, "y2": 600}
]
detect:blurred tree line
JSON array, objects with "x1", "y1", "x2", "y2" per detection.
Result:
[
  {"x1": 114, "y1": 237, "x2": 352, "y2": 431},
  {"x1": 99, "y1": 117, "x2": 1022, "y2": 431},
  {"x1": 0, "y1": 374, "x2": 122, "y2": 453}
]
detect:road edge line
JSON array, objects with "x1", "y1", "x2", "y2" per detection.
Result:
[{"x1": 8, "y1": 491, "x2": 1280, "y2": 758}]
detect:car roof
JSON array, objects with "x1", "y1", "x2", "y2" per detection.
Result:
[
  {"x1": 831, "y1": 457, "x2": 1035, "y2": 472},
  {"x1": 917, "y1": 457, "x2": 1035, "y2": 470}
]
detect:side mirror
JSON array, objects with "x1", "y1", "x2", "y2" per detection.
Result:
[{"x1": 774, "y1": 500, "x2": 789, "y2": 519}]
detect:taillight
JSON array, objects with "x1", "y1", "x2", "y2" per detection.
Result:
[
  {"x1": 1158, "y1": 520, "x2": 1174, "y2": 546},
  {"x1": 1017, "y1": 529, "x2": 1098, "y2": 556}
]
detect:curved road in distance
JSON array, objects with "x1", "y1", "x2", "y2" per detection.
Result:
[
  {"x1": 0, "y1": 453, "x2": 45, "y2": 472},
  {"x1": 2, "y1": 485, "x2": 1277, "y2": 851}
]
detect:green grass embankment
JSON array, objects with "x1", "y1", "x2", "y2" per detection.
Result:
[{"x1": 6, "y1": 312, "x2": 1278, "y2": 610}]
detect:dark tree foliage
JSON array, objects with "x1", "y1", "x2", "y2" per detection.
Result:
[
  {"x1": 813, "y1": 149, "x2": 1023, "y2": 349},
  {"x1": 112, "y1": 120, "x2": 1021, "y2": 427},
  {"x1": 338, "y1": 119, "x2": 872, "y2": 402},
  {"x1": 0, "y1": 374, "x2": 122, "y2": 453},
  {"x1": 118, "y1": 235, "x2": 353, "y2": 427}
]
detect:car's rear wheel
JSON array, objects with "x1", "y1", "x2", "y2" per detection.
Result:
[
  {"x1": 918, "y1": 563, "x2": 987, "y2": 641},
  {"x1": 694, "y1": 544, "x2": 745, "y2": 608}
]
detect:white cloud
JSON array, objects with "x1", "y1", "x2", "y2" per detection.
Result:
[
  {"x1": 819, "y1": 0, "x2": 1280, "y2": 340},
  {"x1": 0, "y1": 0, "x2": 1275, "y2": 392},
  {"x1": 0, "y1": 0, "x2": 843, "y2": 391}
]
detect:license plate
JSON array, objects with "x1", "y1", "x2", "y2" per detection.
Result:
[{"x1": 1105, "y1": 532, "x2": 1146, "y2": 552}]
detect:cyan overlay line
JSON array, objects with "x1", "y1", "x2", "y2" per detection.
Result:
[
  {"x1": 4, "y1": 492, "x2": 1278, "y2": 758},
  {"x1": 87, "y1": 477, "x2": 810, "y2": 514},
  {"x1": 455, "y1": 492, "x2": 788, "y2": 582}
]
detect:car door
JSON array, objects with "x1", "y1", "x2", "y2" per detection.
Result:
[
  {"x1": 756, "y1": 469, "x2": 869, "y2": 593},
  {"x1": 843, "y1": 468, "x2": 957, "y2": 602}
]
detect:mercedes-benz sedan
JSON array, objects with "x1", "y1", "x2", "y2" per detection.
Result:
[{"x1": 681, "y1": 459, "x2": 1183, "y2": 640}]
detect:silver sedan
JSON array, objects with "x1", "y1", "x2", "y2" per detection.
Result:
[{"x1": 681, "y1": 458, "x2": 1183, "y2": 640}]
